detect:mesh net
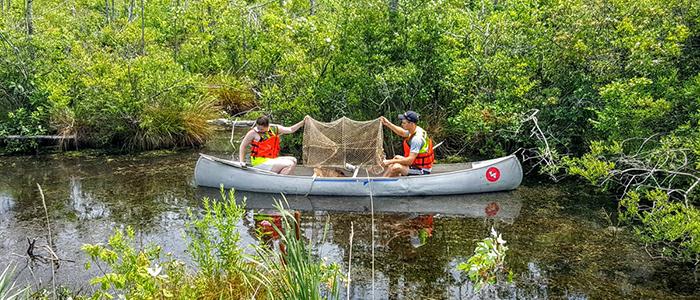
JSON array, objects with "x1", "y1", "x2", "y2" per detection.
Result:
[{"x1": 302, "y1": 117, "x2": 384, "y2": 173}]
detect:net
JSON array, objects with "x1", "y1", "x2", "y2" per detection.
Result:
[{"x1": 302, "y1": 117, "x2": 384, "y2": 172}]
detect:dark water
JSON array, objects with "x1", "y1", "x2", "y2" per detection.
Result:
[{"x1": 0, "y1": 148, "x2": 698, "y2": 299}]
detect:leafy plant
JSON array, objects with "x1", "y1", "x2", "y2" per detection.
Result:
[
  {"x1": 82, "y1": 226, "x2": 186, "y2": 299},
  {"x1": 457, "y1": 227, "x2": 513, "y2": 292},
  {"x1": 183, "y1": 187, "x2": 255, "y2": 299},
  {"x1": 620, "y1": 190, "x2": 700, "y2": 265}
]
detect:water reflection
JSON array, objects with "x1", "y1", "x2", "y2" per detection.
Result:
[
  {"x1": 0, "y1": 193, "x2": 14, "y2": 214},
  {"x1": 69, "y1": 176, "x2": 109, "y2": 220},
  {"x1": 196, "y1": 189, "x2": 523, "y2": 222},
  {"x1": 0, "y1": 151, "x2": 696, "y2": 299}
]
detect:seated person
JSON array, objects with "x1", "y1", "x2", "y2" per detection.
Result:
[
  {"x1": 239, "y1": 115, "x2": 306, "y2": 175},
  {"x1": 379, "y1": 111, "x2": 434, "y2": 177}
]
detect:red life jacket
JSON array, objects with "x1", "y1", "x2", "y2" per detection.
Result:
[
  {"x1": 403, "y1": 128, "x2": 434, "y2": 170},
  {"x1": 250, "y1": 126, "x2": 280, "y2": 159}
]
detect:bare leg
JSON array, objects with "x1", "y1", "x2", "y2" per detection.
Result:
[
  {"x1": 278, "y1": 156, "x2": 297, "y2": 175},
  {"x1": 383, "y1": 163, "x2": 408, "y2": 177}
]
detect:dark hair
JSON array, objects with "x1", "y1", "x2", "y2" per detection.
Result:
[{"x1": 256, "y1": 116, "x2": 270, "y2": 127}]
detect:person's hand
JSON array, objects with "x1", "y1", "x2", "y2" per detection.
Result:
[
  {"x1": 382, "y1": 159, "x2": 391, "y2": 166},
  {"x1": 379, "y1": 116, "x2": 389, "y2": 126}
]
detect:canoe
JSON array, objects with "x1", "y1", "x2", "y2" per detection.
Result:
[{"x1": 194, "y1": 154, "x2": 523, "y2": 196}]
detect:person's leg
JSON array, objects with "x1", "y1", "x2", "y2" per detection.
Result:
[
  {"x1": 264, "y1": 158, "x2": 289, "y2": 174},
  {"x1": 256, "y1": 157, "x2": 298, "y2": 175},
  {"x1": 406, "y1": 167, "x2": 429, "y2": 176},
  {"x1": 383, "y1": 163, "x2": 408, "y2": 177},
  {"x1": 277, "y1": 156, "x2": 297, "y2": 175}
]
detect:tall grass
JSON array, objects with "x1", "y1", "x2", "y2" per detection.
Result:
[
  {"x1": 127, "y1": 96, "x2": 218, "y2": 150},
  {"x1": 208, "y1": 75, "x2": 257, "y2": 116},
  {"x1": 252, "y1": 198, "x2": 342, "y2": 300},
  {"x1": 0, "y1": 264, "x2": 28, "y2": 300},
  {"x1": 183, "y1": 188, "x2": 257, "y2": 299}
]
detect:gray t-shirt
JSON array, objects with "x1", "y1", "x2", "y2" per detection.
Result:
[{"x1": 404, "y1": 127, "x2": 431, "y2": 171}]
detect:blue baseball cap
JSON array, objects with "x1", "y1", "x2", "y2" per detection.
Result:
[{"x1": 398, "y1": 111, "x2": 420, "y2": 123}]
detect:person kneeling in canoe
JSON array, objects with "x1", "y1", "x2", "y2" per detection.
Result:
[
  {"x1": 379, "y1": 111, "x2": 434, "y2": 177},
  {"x1": 239, "y1": 115, "x2": 306, "y2": 175}
]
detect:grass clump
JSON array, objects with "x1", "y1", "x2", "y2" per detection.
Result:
[{"x1": 0, "y1": 264, "x2": 28, "y2": 300}]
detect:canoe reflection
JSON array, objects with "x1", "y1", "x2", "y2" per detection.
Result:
[{"x1": 195, "y1": 188, "x2": 523, "y2": 222}]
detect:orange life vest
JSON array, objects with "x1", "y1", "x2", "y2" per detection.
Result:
[
  {"x1": 250, "y1": 126, "x2": 280, "y2": 159},
  {"x1": 403, "y1": 128, "x2": 434, "y2": 170}
]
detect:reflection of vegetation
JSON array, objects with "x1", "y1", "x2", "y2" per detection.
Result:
[
  {"x1": 457, "y1": 228, "x2": 512, "y2": 292},
  {"x1": 383, "y1": 215, "x2": 434, "y2": 248},
  {"x1": 80, "y1": 190, "x2": 340, "y2": 299}
]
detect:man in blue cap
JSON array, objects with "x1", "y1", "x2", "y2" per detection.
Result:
[{"x1": 379, "y1": 111, "x2": 434, "y2": 177}]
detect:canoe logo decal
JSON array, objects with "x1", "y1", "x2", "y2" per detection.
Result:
[{"x1": 486, "y1": 167, "x2": 500, "y2": 182}]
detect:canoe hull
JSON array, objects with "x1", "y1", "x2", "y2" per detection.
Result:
[{"x1": 194, "y1": 155, "x2": 523, "y2": 196}]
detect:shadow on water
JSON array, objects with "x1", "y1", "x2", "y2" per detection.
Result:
[{"x1": 0, "y1": 148, "x2": 697, "y2": 299}]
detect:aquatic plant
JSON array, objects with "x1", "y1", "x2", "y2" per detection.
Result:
[
  {"x1": 80, "y1": 189, "x2": 341, "y2": 299},
  {"x1": 0, "y1": 264, "x2": 28, "y2": 300},
  {"x1": 457, "y1": 227, "x2": 512, "y2": 292},
  {"x1": 82, "y1": 226, "x2": 187, "y2": 299},
  {"x1": 183, "y1": 187, "x2": 256, "y2": 299},
  {"x1": 252, "y1": 198, "x2": 342, "y2": 300}
]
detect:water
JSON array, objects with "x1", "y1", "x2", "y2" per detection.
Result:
[{"x1": 0, "y1": 148, "x2": 698, "y2": 299}]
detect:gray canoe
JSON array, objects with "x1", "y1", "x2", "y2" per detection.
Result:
[{"x1": 194, "y1": 154, "x2": 523, "y2": 196}]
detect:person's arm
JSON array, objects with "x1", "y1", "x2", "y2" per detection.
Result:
[
  {"x1": 379, "y1": 116, "x2": 409, "y2": 138},
  {"x1": 383, "y1": 152, "x2": 418, "y2": 166},
  {"x1": 382, "y1": 134, "x2": 423, "y2": 166},
  {"x1": 276, "y1": 117, "x2": 307, "y2": 135},
  {"x1": 239, "y1": 131, "x2": 256, "y2": 164}
]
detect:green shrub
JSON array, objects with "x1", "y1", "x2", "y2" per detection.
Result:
[{"x1": 457, "y1": 227, "x2": 513, "y2": 292}]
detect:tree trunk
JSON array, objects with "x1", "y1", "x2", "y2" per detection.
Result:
[
  {"x1": 389, "y1": 0, "x2": 397, "y2": 13},
  {"x1": 128, "y1": 0, "x2": 134, "y2": 22},
  {"x1": 25, "y1": 0, "x2": 33, "y2": 35},
  {"x1": 140, "y1": 0, "x2": 145, "y2": 55},
  {"x1": 105, "y1": 0, "x2": 110, "y2": 23},
  {"x1": 309, "y1": 0, "x2": 314, "y2": 15}
]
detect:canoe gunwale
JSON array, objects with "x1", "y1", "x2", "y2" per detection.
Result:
[{"x1": 197, "y1": 153, "x2": 519, "y2": 180}]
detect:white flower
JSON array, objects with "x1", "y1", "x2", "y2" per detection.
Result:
[
  {"x1": 325, "y1": 37, "x2": 332, "y2": 43},
  {"x1": 490, "y1": 227, "x2": 498, "y2": 238},
  {"x1": 146, "y1": 265, "x2": 162, "y2": 277},
  {"x1": 496, "y1": 234, "x2": 506, "y2": 245}
]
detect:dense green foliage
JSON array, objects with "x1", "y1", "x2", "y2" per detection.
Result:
[{"x1": 1, "y1": 0, "x2": 699, "y2": 262}]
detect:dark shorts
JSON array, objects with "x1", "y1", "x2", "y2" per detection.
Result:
[{"x1": 407, "y1": 167, "x2": 431, "y2": 176}]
